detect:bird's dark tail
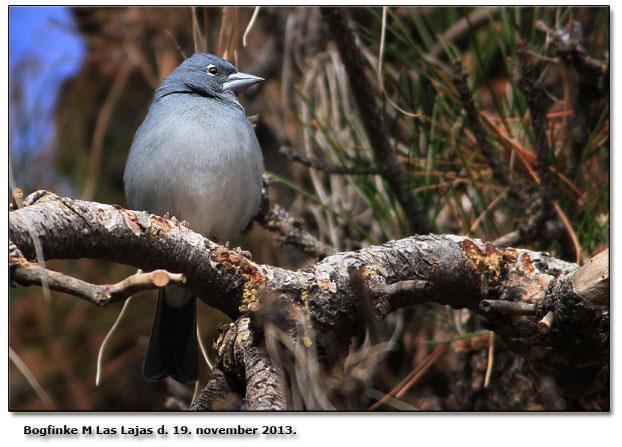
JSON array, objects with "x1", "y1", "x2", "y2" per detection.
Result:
[{"x1": 142, "y1": 287, "x2": 199, "y2": 383}]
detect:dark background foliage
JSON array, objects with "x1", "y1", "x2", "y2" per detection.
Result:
[{"x1": 9, "y1": 6, "x2": 609, "y2": 410}]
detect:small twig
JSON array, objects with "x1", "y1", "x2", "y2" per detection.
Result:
[
  {"x1": 429, "y1": 7, "x2": 500, "y2": 60},
  {"x1": 479, "y1": 299, "x2": 537, "y2": 316},
  {"x1": 257, "y1": 203, "x2": 336, "y2": 259},
  {"x1": 570, "y1": 249, "x2": 609, "y2": 307},
  {"x1": 369, "y1": 280, "x2": 431, "y2": 297},
  {"x1": 9, "y1": 187, "x2": 23, "y2": 210},
  {"x1": 280, "y1": 146, "x2": 380, "y2": 175},
  {"x1": 535, "y1": 20, "x2": 608, "y2": 79},
  {"x1": 492, "y1": 230, "x2": 521, "y2": 248},
  {"x1": 537, "y1": 310, "x2": 556, "y2": 334},
  {"x1": 452, "y1": 60, "x2": 525, "y2": 203},
  {"x1": 254, "y1": 177, "x2": 336, "y2": 259},
  {"x1": 11, "y1": 260, "x2": 185, "y2": 305}
]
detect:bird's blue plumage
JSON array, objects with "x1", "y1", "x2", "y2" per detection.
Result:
[{"x1": 123, "y1": 53, "x2": 264, "y2": 383}]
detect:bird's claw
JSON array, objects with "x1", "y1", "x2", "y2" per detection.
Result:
[{"x1": 231, "y1": 246, "x2": 252, "y2": 260}]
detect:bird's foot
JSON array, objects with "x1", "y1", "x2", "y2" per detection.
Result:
[
  {"x1": 231, "y1": 245, "x2": 252, "y2": 260},
  {"x1": 164, "y1": 213, "x2": 190, "y2": 228}
]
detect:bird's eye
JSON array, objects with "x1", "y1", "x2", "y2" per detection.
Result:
[{"x1": 207, "y1": 64, "x2": 218, "y2": 76}]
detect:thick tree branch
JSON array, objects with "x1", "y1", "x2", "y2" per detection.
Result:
[
  {"x1": 9, "y1": 191, "x2": 259, "y2": 318},
  {"x1": 190, "y1": 363, "x2": 243, "y2": 411},
  {"x1": 9, "y1": 191, "x2": 609, "y2": 408},
  {"x1": 234, "y1": 319, "x2": 287, "y2": 411}
]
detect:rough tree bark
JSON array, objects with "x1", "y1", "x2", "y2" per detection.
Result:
[{"x1": 9, "y1": 191, "x2": 609, "y2": 410}]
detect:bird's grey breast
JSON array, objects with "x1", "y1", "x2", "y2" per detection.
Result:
[{"x1": 124, "y1": 93, "x2": 263, "y2": 241}]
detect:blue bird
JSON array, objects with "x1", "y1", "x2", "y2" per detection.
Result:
[{"x1": 123, "y1": 53, "x2": 264, "y2": 383}]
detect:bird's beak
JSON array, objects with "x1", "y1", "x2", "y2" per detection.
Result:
[{"x1": 223, "y1": 71, "x2": 264, "y2": 92}]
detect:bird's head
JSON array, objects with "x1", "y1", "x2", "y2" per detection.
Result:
[{"x1": 154, "y1": 53, "x2": 263, "y2": 102}]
